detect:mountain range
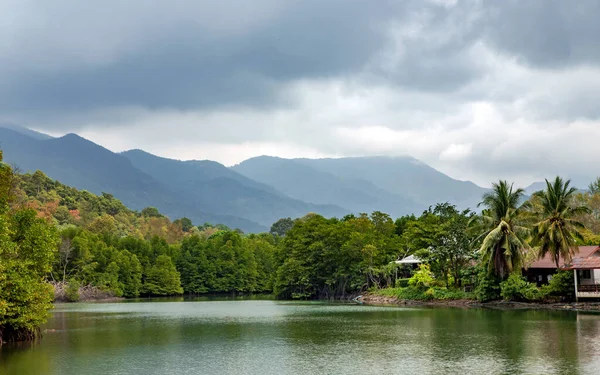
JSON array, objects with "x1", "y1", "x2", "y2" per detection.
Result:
[{"x1": 1, "y1": 125, "x2": 494, "y2": 232}]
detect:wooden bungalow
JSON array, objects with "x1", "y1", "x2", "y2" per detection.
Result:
[{"x1": 523, "y1": 245, "x2": 600, "y2": 299}]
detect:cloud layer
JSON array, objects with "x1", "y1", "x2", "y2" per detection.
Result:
[{"x1": 2, "y1": 0, "x2": 600, "y2": 187}]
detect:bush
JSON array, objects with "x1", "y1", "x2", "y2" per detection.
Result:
[
  {"x1": 542, "y1": 270, "x2": 575, "y2": 300},
  {"x1": 65, "y1": 280, "x2": 80, "y2": 302},
  {"x1": 395, "y1": 278, "x2": 410, "y2": 288},
  {"x1": 408, "y1": 264, "x2": 435, "y2": 290},
  {"x1": 500, "y1": 273, "x2": 545, "y2": 302},
  {"x1": 376, "y1": 286, "x2": 471, "y2": 301},
  {"x1": 474, "y1": 270, "x2": 501, "y2": 302}
]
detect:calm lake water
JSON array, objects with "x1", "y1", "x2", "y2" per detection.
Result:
[{"x1": 2, "y1": 298, "x2": 600, "y2": 375}]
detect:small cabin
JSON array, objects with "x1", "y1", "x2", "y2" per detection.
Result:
[{"x1": 523, "y1": 246, "x2": 600, "y2": 288}]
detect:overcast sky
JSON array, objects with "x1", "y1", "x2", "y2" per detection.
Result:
[{"x1": 2, "y1": 0, "x2": 600, "y2": 187}]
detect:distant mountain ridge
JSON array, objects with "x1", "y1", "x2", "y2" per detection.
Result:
[
  {"x1": 232, "y1": 155, "x2": 489, "y2": 217},
  {"x1": 2, "y1": 125, "x2": 497, "y2": 232}
]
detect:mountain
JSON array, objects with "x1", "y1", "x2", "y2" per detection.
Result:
[
  {"x1": 1, "y1": 125, "x2": 492, "y2": 231},
  {"x1": 0, "y1": 123, "x2": 53, "y2": 140},
  {"x1": 0, "y1": 128, "x2": 266, "y2": 232},
  {"x1": 232, "y1": 156, "x2": 422, "y2": 217},
  {"x1": 121, "y1": 150, "x2": 348, "y2": 226},
  {"x1": 297, "y1": 156, "x2": 488, "y2": 210},
  {"x1": 233, "y1": 156, "x2": 489, "y2": 216}
]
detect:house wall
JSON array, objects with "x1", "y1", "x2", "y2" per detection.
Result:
[
  {"x1": 577, "y1": 269, "x2": 600, "y2": 285},
  {"x1": 523, "y1": 268, "x2": 555, "y2": 286}
]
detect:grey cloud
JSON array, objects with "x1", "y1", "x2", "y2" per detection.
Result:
[
  {"x1": 482, "y1": 0, "x2": 600, "y2": 68},
  {"x1": 1, "y1": 0, "x2": 401, "y2": 120}
]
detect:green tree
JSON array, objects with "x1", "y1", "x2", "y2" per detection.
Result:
[
  {"x1": 142, "y1": 255, "x2": 184, "y2": 295},
  {"x1": 472, "y1": 180, "x2": 529, "y2": 279},
  {"x1": 531, "y1": 177, "x2": 590, "y2": 268},
  {"x1": 174, "y1": 217, "x2": 194, "y2": 232},
  {"x1": 270, "y1": 217, "x2": 294, "y2": 237},
  {"x1": 0, "y1": 151, "x2": 59, "y2": 343},
  {"x1": 588, "y1": 177, "x2": 600, "y2": 195},
  {"x1": 141, "y1": 206, "x2": 163, "y2": 218}
]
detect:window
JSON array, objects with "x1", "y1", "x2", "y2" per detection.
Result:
[{"x1": 581, "y1": 270, "x2": 592, "y2": 279}]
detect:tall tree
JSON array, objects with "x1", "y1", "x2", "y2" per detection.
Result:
[
  {"x1": 1, "y1": 151, "x2": 59, "y2": 343},
  {"x1": 472, "y1": 180, "x2": 529, "y2": 279},
  {"x1": 588, "y1": 177, "x2": 600, "y2": 195},
  {"x1": 270, "y1": 217, "x2": 294, "y2": 237},
  {"x1": 531, "y1": 177, "x2": 590, "y2": 268}
]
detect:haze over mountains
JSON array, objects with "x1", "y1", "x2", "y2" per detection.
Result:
[{"x1": 1, "y1": 125, "x2": 501, "y2": 232}]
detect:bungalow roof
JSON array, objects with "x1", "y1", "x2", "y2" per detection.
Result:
[{"x1": 528, "y1": 246, "x2": 600, "y2": 269}]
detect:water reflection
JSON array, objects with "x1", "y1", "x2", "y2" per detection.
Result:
[{"x1": 1, "y1": 301, "x2": 599, "y2": 375}]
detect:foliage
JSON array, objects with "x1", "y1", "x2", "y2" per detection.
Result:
[
  {"x1": 376, "y1": 286, "x2": 471, "y2": 301},
  {"x1": 542, "y1": 270, "x2": 575, "y2": 300},
  {"x1": 531, "y1": 177, "x2": 590, "y2": 268},
  {"x1": 500, "y1": 273, "x2": 545, "y2": 302},
  {"x1": 270, "y1": 217, "x2": 294, "y2": 236},
  {"x1": 409, "y1": 204, "x2": 475, "y2": 287},
  {"x1": 408, "y1": 264, "x2": 435, "y2": 290},
  {"x1": 0, "y1": 153, "x2": 60, "y2": 343},
  {"x1": 65, "y1": 280, "x2": 81, "y2": 302},
  {"x1": 588, "y1": 177, "x2": 600, "y2": 195},
  {"x1": 395, "y1": 278, "x2": 410, "y2": 288},
  {"x1": 474, "y1": 269, "x2": 501, "y2": 302},
  {"x1": 273, "y1": 212, "x2": 401, "y2": 299},
  {"x1": 471, "y1": 180, "x2": 529, "y2": 279},
  {"x1": 142, "y1": 255, "x2": 184, "y2": 296}
]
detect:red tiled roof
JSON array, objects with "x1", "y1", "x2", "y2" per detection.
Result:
[
  {"x1": 528, "y1": 246, "x2": 600, "y2": 269},
  {"x1": 563, "y1": 256, "x2": 600, "y2": 270}
]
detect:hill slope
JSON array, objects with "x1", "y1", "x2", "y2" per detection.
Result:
[
  {"x1": 121, "y1": 150, "x2": 349, "y2": 226},
  {"x1": 233, "y1": 156, "x2": 489, "y2": 216},
  {"x1": 0, "y1": 128, "x2": 266, "y2": 231},
  {"x1": 232, "y1": 156, "x2": 422, "y2": 217},
  {"x1": 297, "y1": 156, "x2": 488, "y2": 210}
]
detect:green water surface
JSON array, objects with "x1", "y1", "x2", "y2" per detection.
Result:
[{"x1": 2, "y1": 298, "x2": 600, "y2": 374}]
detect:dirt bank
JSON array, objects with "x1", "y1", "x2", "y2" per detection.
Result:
[{"x1": 357, "y1": 294, "x2": 600, "y2": 312}]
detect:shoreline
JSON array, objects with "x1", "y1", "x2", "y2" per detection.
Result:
[{"x1": 357, "y1": 294, "x2": 600, "y2": 312}]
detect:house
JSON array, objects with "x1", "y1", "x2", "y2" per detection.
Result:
[
  {"x1": 523, "y1": 246, "x2": 600, "y2": 286},
  {"x1": 393, "y1": 255, "x2": 422, "y2": 278},
  {"x1": 524, "y1": 245, "x2": 600, "y2": 299},
  {"x1": 394, "y1": 254, "x2": 422, "y2": 266},
  {"x1": 562, "y1": 248, "x2": 600, "y2": 300}
]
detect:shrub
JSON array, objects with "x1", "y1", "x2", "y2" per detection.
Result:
[
  {"x1": 500, "y1": 273, "x2": 545, "y2": 302},
  {"x1": 376, "y1": 286, "x2": 471, "y2": 301},
  {"x1": 474, "y1": 270, "x2": 501, "y2": 302},
  {"x1": 542, "y1": 270, "x2": 575, "y2": 300},
  {"x1": 395, "y1": 278, "x2": 410, "y2": 288},
  {"x1": 408, "y1": 264, "x2": 435, "y2": 290},
  {"x1": 65, "y1": 280, "x2": 81, "y2": 302}
]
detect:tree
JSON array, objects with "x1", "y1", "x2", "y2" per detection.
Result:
[
  {"x1": 472, "y1": 180, "x2": 529, "y2": 279},
  {"x1": 0, "y1": 151, "x2": 59, "y2": 343},
  {"x1": 141, "y1": 206, "x2": 163, "y2": 218},
  {"x1": 531, "y1": 177, "x2": 590, "y2": 268},
  {"x1": 270, "y1": 218, "x2": 294, "y2": 236},
  {"x1": 142, "y1": 255, "x2": 184, "y2": 295},
  {"x1": 588, "y1": 177, "x2": 600, "y2": 195},
  {"x1": 174, "y1": 217, "x2": 193, "y2": 232}
]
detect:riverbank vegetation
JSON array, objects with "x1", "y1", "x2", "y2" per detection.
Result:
[{"x1": 4, "y1": 148, "x2": 600, "y2": 341}]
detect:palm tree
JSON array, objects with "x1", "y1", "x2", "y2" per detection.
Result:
[
  {"x1": 471, "y1": 180, "x2": 530, "y2": 279},
  {"x1": 531, "y1": 177, "x2": 590, "y2": 268}
]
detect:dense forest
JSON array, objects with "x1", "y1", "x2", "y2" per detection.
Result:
[{"x1": 4, "y1": 146, "x2": 600, "y2": 342}]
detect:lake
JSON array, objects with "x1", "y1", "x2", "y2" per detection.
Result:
[{"x1": 2, "y1": 298, "x2": 600, "y2": 374}]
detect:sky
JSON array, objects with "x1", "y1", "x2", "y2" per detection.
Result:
[{"x1": 2, "y1": 0, "x2": 600, "y2": 187}]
